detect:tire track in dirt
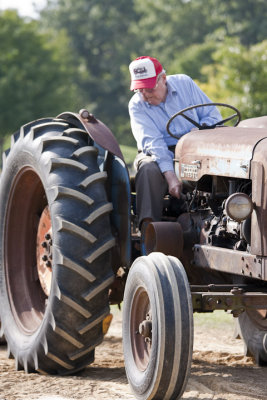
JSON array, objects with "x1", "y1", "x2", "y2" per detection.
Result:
[{"x1": 0, "y1": 310, "x2": 266, "y2": 400}]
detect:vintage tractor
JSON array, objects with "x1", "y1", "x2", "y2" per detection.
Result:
[{"x1": 0, "y1": 104, "x2": 267, "y2": 399}]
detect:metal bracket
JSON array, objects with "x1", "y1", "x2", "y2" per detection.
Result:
[{"x1": 192, "y1": 288, "x2": 267, "y2": 317}]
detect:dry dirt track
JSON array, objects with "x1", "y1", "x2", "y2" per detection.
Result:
[{"x1": 0, "y1": 309, "x2": 266, "y2": 400}]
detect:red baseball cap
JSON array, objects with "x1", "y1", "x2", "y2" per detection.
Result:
[{"x1": 129, "y1": 56, "x2": 163, "y2": 91}]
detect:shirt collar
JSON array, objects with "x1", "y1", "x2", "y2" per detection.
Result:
[{"x1": 166, "y1": 76, "x2": 177, "y2": 95}]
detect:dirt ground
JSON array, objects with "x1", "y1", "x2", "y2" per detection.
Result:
[{"x1": 0, "y1": 309, "x2": 266, "y2": 400}]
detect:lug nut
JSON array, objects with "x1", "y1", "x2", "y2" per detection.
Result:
[
  {"x1": 46, "y1": 261, "x2": 52, "y2": 267},
  {"x1": 41, "y1": 241, "x2": 47, "y2": 248},
  {"x1": 207, "y1": 297, "x2": 215, "y2": 307},
  {"x1": 45, "y1": 233, "x2": 51, "y2": 240},
  {"x1": 139, "y1": 320, "x2": 152, "y2": 338},
  {"x1": 42, "y1": 255, "x2": 48, "y2": 261}
]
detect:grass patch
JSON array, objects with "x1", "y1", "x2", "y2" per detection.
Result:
[
  {"x1": 120, "y1": 144, "x2": 137, "y2": 166},
  {"x1": 194, "y1": 310, "x2": 234, "y2": 328},
  {"x1": 111, "y1": 305, "x2": 234, "y2": 329}
]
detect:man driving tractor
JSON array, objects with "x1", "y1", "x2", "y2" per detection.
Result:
[{"x1": 128, "y1": 56, "x2": 221, "y2": 238}]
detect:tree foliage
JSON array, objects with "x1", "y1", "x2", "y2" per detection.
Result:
[
  {"x1": 1, "y1": 0, "x2": 267, "y2": 148},
  {"x1": 41, "y1": 0, "x2": 140, "y2": 144},
  {"x1": 132, "y1": 0, "x2": 267, "y2": 79},
  {"x1": 200, "y1": 40, "x2": 267, "y2": 119},
  {"x1": 0, "y1": 10, "x2": 78, "y2": 144}
]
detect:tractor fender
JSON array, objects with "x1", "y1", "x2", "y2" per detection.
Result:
[
  {"x1": 57, "y1": 110, "x2": 124, "y2": 160},
  {"x1": 57, "y1": 110, "x2": 132, "y2": 270}
]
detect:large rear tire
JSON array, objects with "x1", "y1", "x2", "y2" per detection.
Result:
[
  {"x1": 123, "y1": 252, "x2": 193, "y2": 400},
  {"x1": 0, "y1": 118, "x2": 115, "y2": 374}
]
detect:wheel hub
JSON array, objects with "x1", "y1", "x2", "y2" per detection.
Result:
[
  {"x1": 139, "y1": 318, "x2": 152, "y2": 340},
  {"x1": 36, "y1": 206, "x2": 53, "y2": 297},
  {"x1": 130, "y1": 289, "x2": 152, "y2": 371}
]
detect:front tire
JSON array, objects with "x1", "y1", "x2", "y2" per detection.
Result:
[
  {"x1": 123, "y1": 252, "x2": 193, "y2": 400},
  {"x1": 0, "y1": 118, "x2": 115, "y2": 374}
]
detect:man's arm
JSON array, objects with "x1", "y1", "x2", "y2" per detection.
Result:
[
  {"x1": 129, "y1": 97, "x2": 175, "y2": 172},
  {"x1": 129, "y1": 96, "x2": 181, "y2": 198}
]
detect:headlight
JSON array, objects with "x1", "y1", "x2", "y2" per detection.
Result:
[{"x1": 225, "y1": 193, "x2": 253, "y2": 222}]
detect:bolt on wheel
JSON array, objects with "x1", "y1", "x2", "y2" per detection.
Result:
[
  {"x1": 36, "y1": 206, "x2": 53, "y2": 297},
  {"x1": 130, "y1": 287, "x2": 152, "y2": 371}
]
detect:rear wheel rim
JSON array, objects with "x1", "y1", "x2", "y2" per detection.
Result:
[{"x1": 5, "y1": 167, "x2": 48, "y2": 334}]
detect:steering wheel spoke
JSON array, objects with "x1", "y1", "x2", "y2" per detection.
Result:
[
  {"x1": 180, "y1": 113, "x2": 202, "y2": 128},
  {"x1": 217, "y1": 113, "x2": 238, "y2": 126}
]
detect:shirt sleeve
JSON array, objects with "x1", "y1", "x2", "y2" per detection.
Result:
[
  {"x1": 129, "y1": 98, "x2": 174, "y2": 173},
  {"x1": 188, "y1": 78, "x2": 222, "y2": 125}
]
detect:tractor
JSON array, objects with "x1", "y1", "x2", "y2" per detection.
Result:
[{"x1": 0, "y1": 104, "x2": 267, "y2": 399}]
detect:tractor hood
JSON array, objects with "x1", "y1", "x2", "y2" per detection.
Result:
[{"x1": 175, "y1": 126, "x2": 267, "y2": 181}]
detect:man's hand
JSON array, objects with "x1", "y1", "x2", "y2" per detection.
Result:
[{"x1": 163, "y1": 170, "x2": 182, "y2": 199}]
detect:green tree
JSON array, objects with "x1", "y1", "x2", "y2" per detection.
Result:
[
  {"x1": 132, "y1": 0, "x2": 221, "y2": 61},
  {"x1": 212, "y1": 0, "x2": 267, "y2": 46},
  {"x1": 132, "y1": 0, "x2": 267, "y2": 79},
  {"x1": 42, "y1": 0, "x2": 140, "y2": 145},
  {"x1": 167, "y1": 42, "x2": 216, "y2": 81},
  {"x1": 38, "y1": 0, "x2": 267, "y2": 144},
  {"x1": 200, "y1": 39, "x2": 267, "y2": 119},
  {"x1": 0, "y1": 10, "x2": 78, "y2": 152}
]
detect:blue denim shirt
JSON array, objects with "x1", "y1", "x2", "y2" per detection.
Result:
[{"x1": 129, "y1": 74, "x2": 221, "y2": 173}]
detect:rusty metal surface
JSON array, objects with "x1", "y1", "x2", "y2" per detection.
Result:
[
  {"x1": 190, "y1": 284, "x2": 264, "y2": 292},
  {"x1": 250, "y1": 160, "x2": 264, "y2": 255},
  {"x1": 251, "y1": 138, "x2": 267, "y2": 257},
  {"x1": 144, "y1": 221, "x2": 184, "y2": 258},
  {"x1": 192, "y1": 291, "x2": 267, "y2": 313},
  {"x1": 57, "y1": 110, "x2": 124, "y2": 161},
  {"x1": 175, "y1": 126, "x2": 267, "y2": 181},
  {"x1": 193, "y1": 244, "x2": 265, "y2": 281}
]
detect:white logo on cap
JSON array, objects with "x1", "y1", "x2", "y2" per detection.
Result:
[
  {"x1": 130, "y1": 58, "x2": 156, "y2": 81},
  {"x1": 134, "y1": 67, "x2": 147, "y2": 75}
]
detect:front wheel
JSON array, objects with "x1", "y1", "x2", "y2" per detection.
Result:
[{"x1": 123, "y1": 252, "x2": 193, "y2": 400}]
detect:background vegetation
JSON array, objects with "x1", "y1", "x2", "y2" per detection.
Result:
[{"x1": 0, "y1": 0, "x2": 267, "y2": 155}]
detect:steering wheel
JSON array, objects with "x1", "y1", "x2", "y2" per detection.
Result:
[{"x1": 166, "y1": 103, "x2": 242, "y2": 139}]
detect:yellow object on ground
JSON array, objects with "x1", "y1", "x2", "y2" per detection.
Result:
[{"x1": 102, "y1": 313, "x2": 113, "y2": 335}]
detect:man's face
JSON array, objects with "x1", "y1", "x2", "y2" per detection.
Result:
[{"x1": 138, "y1": 74, "x2": 167, "y2": 105}]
